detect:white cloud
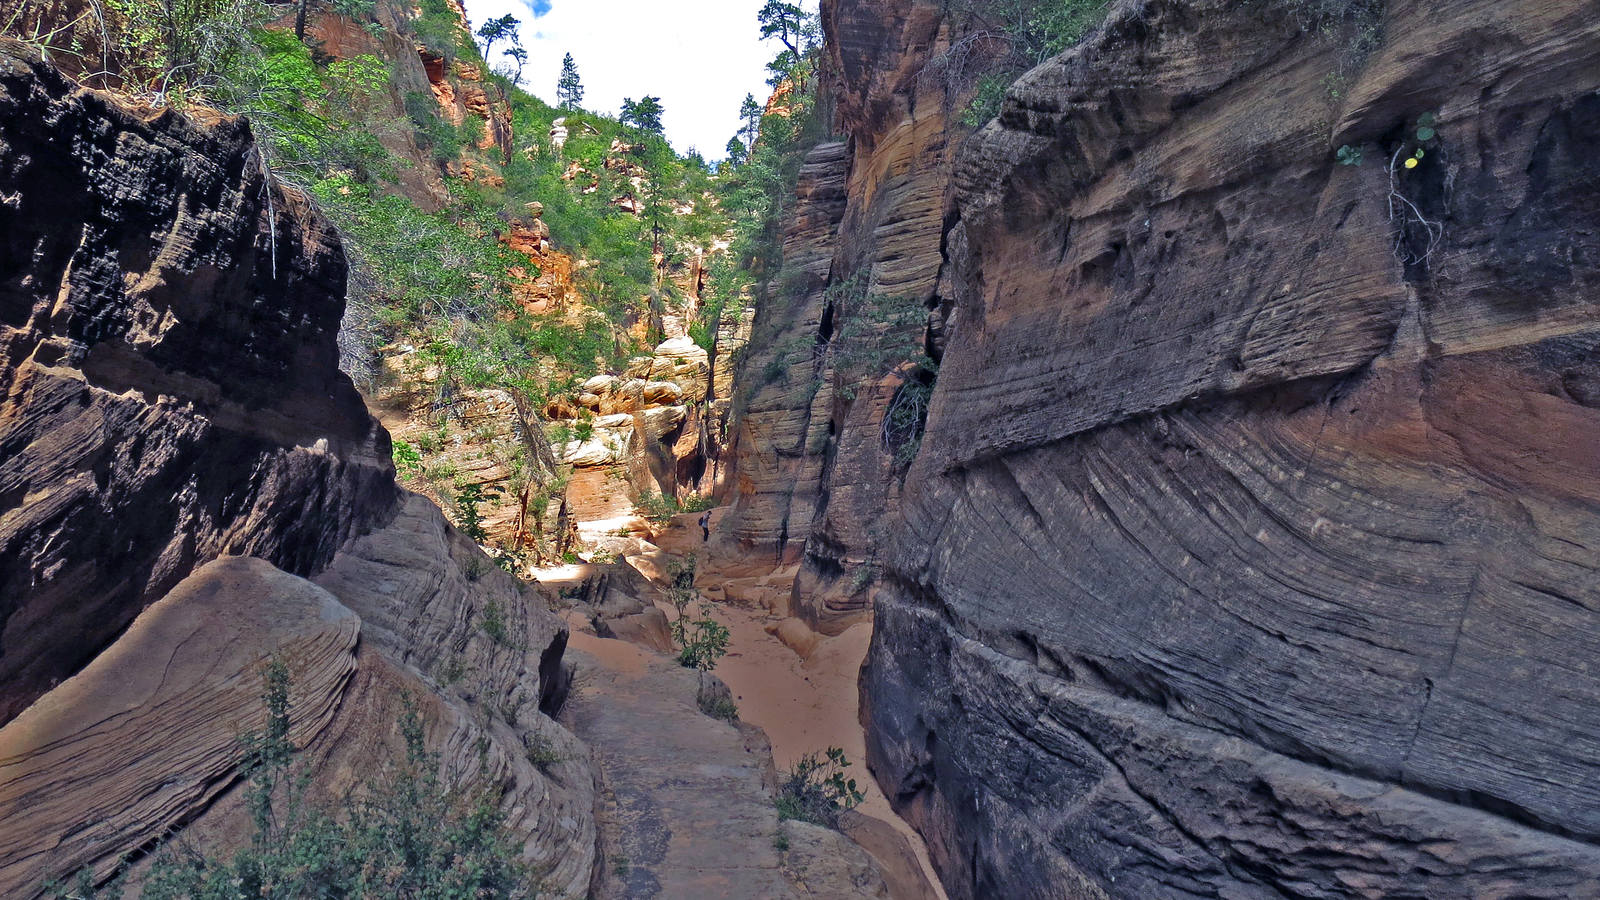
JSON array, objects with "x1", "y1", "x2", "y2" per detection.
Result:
[{"x1": 462, "y1": 0, "x2": 814, "y2": 159}]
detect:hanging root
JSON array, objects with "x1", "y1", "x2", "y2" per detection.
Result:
[{"x1": 1387, "y1": 146, "x2": 1444, "y2": 265}]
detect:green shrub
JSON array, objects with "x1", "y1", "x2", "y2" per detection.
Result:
[
  {"x1": 393, "y1": 439, "x2": 423, "y2": 477},
  {"x1": 638, "y1": 490, "x2": 679, "y2": 524},
  {"x1": 53, "y1": 666, "x2": 538, "y2": 898},
  {"x1": 774, "y1": 747, "x2": 865, "y2": 828},
  {"x1": 456, "y1": 482, "x2": 495, "y2": 543},
  {"x1": 883, "y1": 373, "x2": 935, "y2": 469},
  {"x1": 525, "y1": 732, "x2": 562, "y2": 769},
  {"x1": 698, "y1": 693, "x2": 739, "y2": 722},
  {"x1": 667, "y1": 553, "x2": 697, "y2": 589},
  {"x1": 933, "y1": 0, "x2": 1111, "y2": 127},
  {"x1": 480, "y1": 597, "x2": 511, "y2": 645},
  {"x1": 674, "y1": 607, "x2": 730, "y2": 671},
  {"x1": 668, "y1": 584, "x2": 729, "y2": 672}
]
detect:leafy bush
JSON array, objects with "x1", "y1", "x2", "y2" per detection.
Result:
[
  {"x1": 102, "y1": 0, "x2": 266, "y2": 102},
  {"x1": 667, "y1": 553, "x2": 696, "y2": 589},
  {"x1": 480, "y1": 597, "x2": 512, "y2": 645},
  {"x1": 393, "y1": 439, "x2": 423, "y2": 476},
  {"x1": 821, "y1": 276, "x2": 931, "y2": 380},
  {"x1": 774, "y1": 747, "x2": 865, "y2": 828},
  {"x1": 412, "y1": 0, "x2": 476, "y2": 62},
  {"x1": 927, "y1": 0, "x2": 1111, "y2": 126},
  {"x1": 638, "y1": 492, "x2": 717, "y2": 525},
  {"x1": 52, "y1": 664, "x2": 539, "y2": 898},
  {"x1": 524, "y1": 732, "x2": 562, "y2": 769},
  {"x1": 673, "y1": 606, "x2": 731, "y2": 671},
  {"x1": 667, "y1": 583, "x2": 729, "y2": 672},
  {"x1": 883, "y1": 374, "x2": 934, "y2": 469},
  {"x1": 455, "y1": 481, "x2": 496, "y2": 543}
]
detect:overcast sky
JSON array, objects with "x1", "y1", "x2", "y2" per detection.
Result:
[{"x1": 462, "y1": 0, "x2": 816, "y2": 159}]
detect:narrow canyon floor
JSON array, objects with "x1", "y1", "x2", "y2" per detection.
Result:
[{"x1": 540, "y1": 512, "x2": 946, "y2": 900}]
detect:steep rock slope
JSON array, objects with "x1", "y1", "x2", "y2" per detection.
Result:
[
  {"x1": 0, "y1": 45, "x2": 397, "y2": 724},
  {"x1": 0, "y1": 46, "x2": 593, "y2": 896},
  {"x1": 725, "y1": 141, "x2": 851, "y2": 562},
  {"x1": 864, "y1": 0, "x2": 1600, "y2": 896},
  {"x1": 725, "y1": 0, "x2": 971, "y2": 632}
]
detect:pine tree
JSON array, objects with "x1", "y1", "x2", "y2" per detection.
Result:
[
  {"x1": 557, "y1": 53, "x2": 584, "y2": 109},
  {"x1": 476, "y1": 14, "x2": 519, "y2": 60},
  {"x1": 725, "y1": 136, "x2": 748, "y2": 166},
  {"x1": 738, "y1": 93, "x2": 763, "y2": 151},
  {"x1": 757, "y1": 2, "x2": 818, "y2": 89},
  {"x1": 503, "y1": 47, "x2": 527, "y2": 85},
  {"x1": 757, "y1": 1, "x2": 806, "y2": 55},
  {"x1": 620, "y1": 96, "x2": 665, "y2": 135}
]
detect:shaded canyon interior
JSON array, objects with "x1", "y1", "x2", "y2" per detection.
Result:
[{"x1": 2, "y1": 0, "x2": 1599, "y2": 897}]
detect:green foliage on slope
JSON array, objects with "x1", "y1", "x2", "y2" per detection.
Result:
[
  {"x1": 6, "y1": 0, "x2": 738, "y2": 405},
  {"x1": 49, "y1": 663, "x2": 542, "y2": 899}
]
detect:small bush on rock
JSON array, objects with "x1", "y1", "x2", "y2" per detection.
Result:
[
  {"x1": 668, "y1": 584, "x2": 730, "y2": 672},
  {"x1": 50, "y1": 665, "x2": 539, "y2": 898},
  {"x1": 698, "y1": 692, "x2": 739, "y2": 722},
  {"x1": 774, "y1": 747, "x2": 865, "y2": 828}
]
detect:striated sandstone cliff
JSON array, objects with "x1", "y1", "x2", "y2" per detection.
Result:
[
  {"x1": 0, "y1": 45, "x2": 593, "y2": 896},
  {"x1": 861, "y1": 0, "x2": 1600, "y2": 896},
  {"x1": 0, "y1": 45, "x2": 397, "y2": 724},
  {"x1": 724, "y1": 0, "x2": 976, "y2": 633}
]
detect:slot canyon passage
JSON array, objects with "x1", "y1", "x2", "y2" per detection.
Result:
[{"x1": 1, "y1": 0, "x2": 1599, "y2": 896}]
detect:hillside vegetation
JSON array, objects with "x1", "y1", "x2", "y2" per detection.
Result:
[{"x1": 5, "y1": 0, "x2": 830, "y2": 564}]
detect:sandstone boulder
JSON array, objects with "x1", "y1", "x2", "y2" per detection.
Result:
[{"x1": 0, "y1": 559, "x2": 359, "y2": 896}]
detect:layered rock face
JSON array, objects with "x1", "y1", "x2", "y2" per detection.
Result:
[
  {"x1": 0, "y1": 47, "x2": 397, "y2": 724},
  {"x1": 0, "y1": 48, "x2": 592, "y2": 896},
  {"x1": 864, "y1": 0, "x2": 1600, "y2": 896},
  {"x1": 725, "y1": 0, "x2": 972, "y2": 631},
  {"x1": 725, "y1": 141, "x2": 851, "y2": 562}
]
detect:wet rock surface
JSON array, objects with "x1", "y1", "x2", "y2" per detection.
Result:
[{"x1": 864, "y1": 0, "x2": 1600, "y2": 896}]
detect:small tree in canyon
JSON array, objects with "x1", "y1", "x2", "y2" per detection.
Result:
[
  {"x1": 557, "y1": 52, "x2": 584, "y2": 108},
  {"x1": 52, "y1": 668, "x2": 538, "y2": 898},
  {"x1": 475, "y1": 13, "x2": 520, "y2": 61}
]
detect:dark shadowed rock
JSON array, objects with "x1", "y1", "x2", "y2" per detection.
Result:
[{"x1": 0, "y1": 44, "x2": 398, "y2": 724}]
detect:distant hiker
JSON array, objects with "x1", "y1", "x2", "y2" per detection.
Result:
[{"x1": 699, "y1": 512, "x2": 711, "y2": 542}]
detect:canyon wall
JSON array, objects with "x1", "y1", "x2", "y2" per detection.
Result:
[
  {"x1": 0, "y1": 45, "x2": 397, "y2": 723},
  {"x1": 854, "y1": 0, "x2": 1600, "y2": 896},
  {"x1": 724, "y1": 0, "x2": 972, "y2": 631},
  {"x1": 0, "y1": 45, "x2": 593, "y2": 896}
]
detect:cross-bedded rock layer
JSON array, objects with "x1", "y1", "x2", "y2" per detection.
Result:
[
  {"x1": 724, "y1": 0, "x2": 977, "y2": 633},
  {"x1": 861, "y1": 0, "x2": 1600, "y2": 895}
]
